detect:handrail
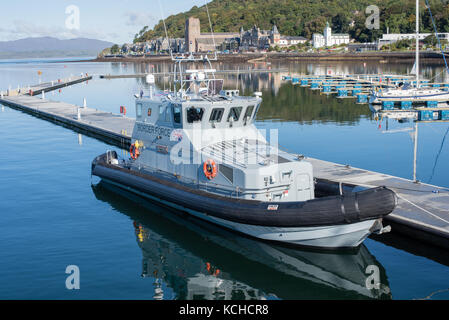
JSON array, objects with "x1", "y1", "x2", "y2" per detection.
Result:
[{"x1": 128, "y1": 160, "x2": 291, "y2": 196}]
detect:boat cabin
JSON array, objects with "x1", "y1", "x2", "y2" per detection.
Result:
[
  {"x1": 130, "y1": 85, "x2": 314, "y2": 203},
  {"x1": 134, "y1": 90, "x2": 261, "y2": 130}
]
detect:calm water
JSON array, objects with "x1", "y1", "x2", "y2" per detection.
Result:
[{"x1": 0, "y1": 58, "x2": 448, "y2": 300}]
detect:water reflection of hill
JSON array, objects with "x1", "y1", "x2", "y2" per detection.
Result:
[
  {"x1": 123, "y1": 61, "x2": 373, "y2": 125},
  {"x1": 256, "y1": 84, "x2": 372, "y2": 125}
]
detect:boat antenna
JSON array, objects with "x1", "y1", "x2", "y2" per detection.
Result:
[
  {"x1": 204, "y1": 0, "x2": 218, "y2": 61},
  {"x1": 158, "y1": 0, "x2": 174, "y2": 61}
]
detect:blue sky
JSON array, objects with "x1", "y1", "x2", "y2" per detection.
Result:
[{"x1": 0, "y1": 0, "x2": 209, "y2": 44}]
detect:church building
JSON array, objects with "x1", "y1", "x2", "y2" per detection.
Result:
[{"x1": 313, "y1": 22, "x2": 350, "y2": 48}]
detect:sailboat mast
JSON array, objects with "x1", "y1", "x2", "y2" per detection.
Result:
[{"x1": 416, "y1": 0, "x2": 420, "y2": 88}]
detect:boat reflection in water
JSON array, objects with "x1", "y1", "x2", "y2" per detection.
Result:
[{"x1": 92, "y1": 181, "x2": 391, "y2": 300}]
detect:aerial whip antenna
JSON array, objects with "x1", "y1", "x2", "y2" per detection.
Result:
[
  {"x1": 158, "y1": 0, "x2": 174, "y2": 60},
  {"x1": 204, "y1": 0, "x2": 218, "y2": 61}
]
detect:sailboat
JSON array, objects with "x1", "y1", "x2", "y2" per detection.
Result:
[{"x1": 370, "y1": 0, "x2": 449, "y2": 104}]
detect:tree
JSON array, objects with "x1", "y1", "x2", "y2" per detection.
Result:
[
  {"x1": 131, "y1": 0, "x2": 449, "y2": 45},
  {"x1": 423, "y1": 35, "x2": 437, "y2": 47},
  {"x1": 110, "y1": 44, "x2": 120, "y2": 54},
  {"x1": 332, "y1": 13, "x2": 350, "y2": 34}
]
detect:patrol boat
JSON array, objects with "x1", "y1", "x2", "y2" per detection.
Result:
[{"x1": 91, "y1": 55, "x2": 396, "y2": 249}]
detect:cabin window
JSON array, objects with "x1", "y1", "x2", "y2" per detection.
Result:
[
  {"x1": 209, "y1": 108, "x2": 224, "y2": 123},
  {"x1": 136, "y1": 103, "x2": 143, "y2": 117},
  {"x1": 227, "y1": 107, "x2": 243, "y2": 122},
  {"x1": 253, "y1": 103, "x2": 260, "y2": 120},
  {"x1": 186, "y1": 107, "x2": 204, "y2": 123},
  {"x1": 147, "y1": 108, "x2": 152, "y2": 117},
  {"x1": 243, "y1": 105, "x2": 254, "y2": 125},
  {"x1": 165, "y1": 108, "x2": 171, "y2": 122},
  {"x1": 158, "y1": 105, "x2": 171, "y2": 123},
  {"x1": 159, "y1": 105, "x2": 165, "y2": 118},
  {"x1": 219, "y1": 164, "x2": 234, "y2": 183},
  {"x1": 173, "y1": 105, "x2": 182, "y2": 124}
]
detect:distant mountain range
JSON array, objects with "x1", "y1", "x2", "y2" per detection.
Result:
[{"x1": 0, "y1": 37, "x2": 114, "y2": 59}]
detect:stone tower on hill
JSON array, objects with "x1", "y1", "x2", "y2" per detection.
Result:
[{"x1": 185, "y1": 17, "x2": 201, "y2": 53}]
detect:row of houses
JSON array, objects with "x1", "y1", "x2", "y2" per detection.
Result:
[
  {"x1": 121, "y1": 38, "x2": 185, "y2": 55},
  {"x1": 117, "y1": 17, "x2": 447, "y2": 55},
  {"x1": 119, "y1": 19, "x2": 310, "y2": 55},
  {"x1": 378, "y1": 32, "x2": 449, "y2": 47},
  {"x1": 185, "y1": 17, "x2": 308, "y2": 53},
  {"x1": 348, "y1": 33, "x2": 449, "y2": 52}
]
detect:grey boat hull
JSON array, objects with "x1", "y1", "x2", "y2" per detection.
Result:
[{"x1": 92, "y1": 152, "x2": 396, "y2": 249}]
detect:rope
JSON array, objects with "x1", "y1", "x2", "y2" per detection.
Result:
[
  {"x1": 157, "y1": 0, "x2": 174, "y2": 60},
  {"x1": 275, "y1": 146, "x2": 449, "y2": 224},
  {"x1": 428, "y1": 125, "x2": 449, "y2": 183},
  {"x1": 395, "y1": 193, "x2": 449, "y2": 224},
  {"x1": 424, "y1": 0, "x2": 449, "y2": 76},
  {"x1": 351, "y1": 178, "x2": 449, "y2": 223},
  {"x1": 415, "y1": 288, "x2": 449, "y2": 300},
  {"x1": 204, "y1": 0, "x2": 217, "y2": 60},
  {"x1": 305, "y1": 174, "x2": 449, "y2": 223},
  {"x1": 429, "y1": 69, "x2": 446, "y2": 82},
  {"x1": 385, "y1": 185, "x2": 449, "y2": 194},
  {"x1": 313, "y1": 174, "x2": 449, "y2": 194}
]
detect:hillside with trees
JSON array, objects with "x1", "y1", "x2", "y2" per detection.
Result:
[{"x1": 133, "y1": 0, "x2": 449, "y2": 44}]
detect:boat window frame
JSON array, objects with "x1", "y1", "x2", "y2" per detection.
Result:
[
  {"x1": 164, "y1": 107, "x2": 171, "y2": 122},
  {"x1": 227, "y1": 106, "x2": 243, "y2": 123},
  {"x1": 136, "y1": 103, "x2": 143, "y2": 118},
  {"x1": 209, "y1": 108, "x2": 225, "y2": 123},
  {"x1": 158, "y1": 105, "x2": 165, "y2": 119},
  {"x1": 243, "y1": 105, "x2": 255, "y2": 125},
  {"x1": 253, "y1": 103, "x2": 261, "y2": 120},
  {"x1": 172, "y1": 104, "x2": 182, "y2": 128},
  {"x1": 186, "y1": 106, "x2": 205, "y2": 124},
  {"x1": 157, "y1": 104, "x2": 173, "y2": 126}
]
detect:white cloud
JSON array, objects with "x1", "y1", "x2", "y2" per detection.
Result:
[
  {"x1": 124, "y1": 12, "x2": 156, "y2": 27},
  {"x1": 0, "y1": 20, "x2": 117, "y2": 41}
]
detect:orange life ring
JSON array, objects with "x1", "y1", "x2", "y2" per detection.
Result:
[
  {"x1": 130, "y1": 144, "x2": 140, "y2": 160},
  {"x1": 203, "y1": 159, "x2": 218, "y2": 180}
]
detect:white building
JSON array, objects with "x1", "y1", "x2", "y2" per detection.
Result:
[
  {"x1": 312, "y1": 34, "x2": 325, "y2": 48},
  {"x1": 313, "y1": 22, "x2": 350, "y2": 48},
  {"x1": 378, "y1": 33, "x2": 449, "y2": 47},
  {"x1": 283, "y1": 36, "x2": 308, "y2": 46}
]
